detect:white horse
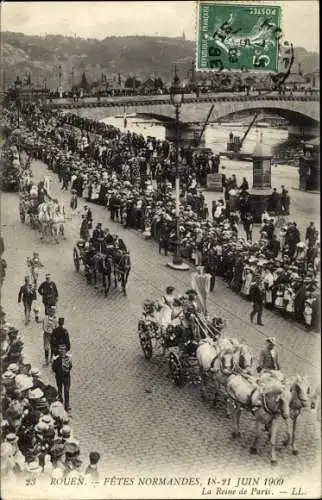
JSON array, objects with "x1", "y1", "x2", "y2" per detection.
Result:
[
  {"x1": 226, "y1": 371, "x2": 312, "y2": 464},
  {"x1": 38, "y1": 202, "x2": 52, "y2": 241},
  {"x1": 51, "y1": 205, "x2": 66, "y2": 243},
  {"x1": 196, "y1": 336, "x2": 254, "y2": 414}
]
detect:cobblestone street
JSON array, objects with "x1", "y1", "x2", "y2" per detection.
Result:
[{"x1": 2, "y1": 159, "x2": 320, "y2": 481}]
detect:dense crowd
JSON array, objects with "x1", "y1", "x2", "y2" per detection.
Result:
[
  {"x1": 2, "y1": 103, "x2": 320, "y2": 330},
  {"x1": 0, "y1": 240, "x2": 101, "y2": 483}
]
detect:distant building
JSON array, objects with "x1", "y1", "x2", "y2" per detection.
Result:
[
  {"x1": 182, "y1": 31, "x2": 186, "y2": 41},
  {"x1": 305, "y1": 70, "x2": 320, "y2": 89},
  {"x1": 285, "y1": 73, "x2": 310, "y2": 90}
]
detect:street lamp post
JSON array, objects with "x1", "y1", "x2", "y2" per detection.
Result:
[
  {"x1": 167, "y1": 67, "x2": 189, "y2": 271},
  {"x1": 14, "y1": 76, "x2": 22, "y2": 128}
]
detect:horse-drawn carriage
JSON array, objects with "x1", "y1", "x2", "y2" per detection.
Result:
[
  {"x1": 19, "y1": 194, "x2": 40, "y2": 228},
  {"x1": 19, "y1": 182, "x2": 65, "y2": 243},
  {"x1": 73, "y1": 238, "x2": 131, "y2": 296},
  {"x1": 138, "y1": 299, "x2": 225, "y2": 386}
]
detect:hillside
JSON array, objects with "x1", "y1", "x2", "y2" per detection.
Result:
[{"x1": 1, "y1": 31, "x2": 319, "y2": 89}]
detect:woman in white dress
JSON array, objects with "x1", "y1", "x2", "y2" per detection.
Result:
[
  {"x1": 159, "y1": 286, "x2": 176, "y2": 328},
  {"x1": 241, "y1": 266, "x2": 253, "y2": 297}
]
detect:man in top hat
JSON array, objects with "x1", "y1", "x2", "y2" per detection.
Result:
[
  {"x1": 38, "y1": 274, "x2": 58, "y2": 315},
  {"x1": 257, "y1": 337, "x2": 280, "y2": 372}
]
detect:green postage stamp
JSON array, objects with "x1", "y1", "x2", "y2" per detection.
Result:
[{"x1": 197, "y1": 2, "x2": 282, "y2": 72}]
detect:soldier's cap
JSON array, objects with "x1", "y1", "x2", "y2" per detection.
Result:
[
  {"x1": 166, "y1": 286, "x2": 175, "y2": 294},
  {"x1": 45, "y1": 273, "x2": 51, "y2": 278},
  {"x1": 266, "y1": 337, "x2": 276, "y2": 345}
]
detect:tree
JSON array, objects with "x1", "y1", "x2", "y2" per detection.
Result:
[
  {"x1": 154, "y1": 77, "x2": 164, "y2": 90},
  {"x1": 124, "y1": 76, "x2": 141, "y2": 89},
  {"x1": 80, "y1": 71, "x2": 90, "y2": 91}
]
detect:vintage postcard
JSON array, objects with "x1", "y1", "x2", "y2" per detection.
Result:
[{"x1": 0, "y1": 1, "x2": 320, "y2": 499}]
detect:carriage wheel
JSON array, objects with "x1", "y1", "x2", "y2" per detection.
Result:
[
  {"x1": 169, "y1": 352, "x2": 184, "y2": 386},
  {"x1": 139, "y1": 331, "x2": 153, "y2": 359},
  {"x1": 73, "y1": 248, "x2": 80, "y2": 272}
]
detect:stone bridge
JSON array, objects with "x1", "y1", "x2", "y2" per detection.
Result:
[{"x1": 51, "y1": 92, "x2": 320, "y2": 141}]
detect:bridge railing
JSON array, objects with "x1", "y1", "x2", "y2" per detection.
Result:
[{"x1": 48, "y1": 92, "x2": 320, "y2": 109}]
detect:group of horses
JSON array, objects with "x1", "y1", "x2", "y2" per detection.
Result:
[
  {"x1": 148, "y1": 301, "x2": 316, "y2": 465},
  {"x1": 19, "y1": 179, "x2": 66, "y2": 244},
  {"x1": 75, "y1": 239, "x2": 131, "y2": 296}
]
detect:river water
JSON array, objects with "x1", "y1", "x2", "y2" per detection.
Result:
[{"x1": 101, "y1": 116, "x2": 301, "y2": 161}]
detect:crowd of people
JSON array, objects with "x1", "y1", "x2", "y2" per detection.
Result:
[
  {"x1": 2, "y1": 103, "x2": 320, "y2": 330},
  {"x1": 1, "y1": 244, "x2": 101, "y2": 483}
]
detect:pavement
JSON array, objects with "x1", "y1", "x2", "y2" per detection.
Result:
[{"x1": 1, "y1": 159, "x2": 320, "y2": 484}]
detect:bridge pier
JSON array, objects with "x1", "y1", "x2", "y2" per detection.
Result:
[
  {"x1": 288, "y1": 125, "x2": 319, "y2": 139},
  {"x1": 165, "y1": 123, "x2": 206, "y2": 147}
]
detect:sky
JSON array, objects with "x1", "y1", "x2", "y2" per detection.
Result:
[{"x1": 1, "y1": 0, "x2": 320, "y2": 52}]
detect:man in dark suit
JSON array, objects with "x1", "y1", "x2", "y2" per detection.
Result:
[
  {"x1": 113, "y1": 234, "x2": 127, "y2": 252},
  {"x1": 52, "y1": 345, "x2": 72, "y2": 412},
  {"x1": 267, "y1": 234, "x2": 281, "y2": 258},
  {"x1": 51, "y1": 317, "x2": 71, "y2": 356},
  {"x1": 103, "y1": 228, "x2": 114, "y2": 247},
  {"x1": 257, "y1": 337, "x2": 280, "y2": 372},
  {"x1": 38, "y1": 274, "x2": 58, "y2": 315},
  {"x1": 18, "y1": 276, "x2": 36, "y2": 324},
  {"x1": 250, "y1": 276, "x2": 265, "y2": 326},
  {"x1": 203, "y1": 248, "x2": 218, "y2": 292}
]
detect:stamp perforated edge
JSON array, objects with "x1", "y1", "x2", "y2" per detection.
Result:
[{"x1": 194, "y1": 0, "x2": 284, "y2": 74}]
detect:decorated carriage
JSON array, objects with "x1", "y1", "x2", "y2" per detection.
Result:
[
  {"x1": 19, "y1": 194, "x2": 40, "y2": 228},
  {"x1": 138, "y1": 299, "x2": 225, "y2": 386}
]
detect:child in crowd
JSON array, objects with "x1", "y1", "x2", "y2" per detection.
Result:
[{"x1": 85, "y1": 451, "x2": 101, "y2": 480}]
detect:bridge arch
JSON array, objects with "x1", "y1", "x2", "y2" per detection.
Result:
[{"x1": 58, "y1": 95, "x2": 320, "y2": 128}]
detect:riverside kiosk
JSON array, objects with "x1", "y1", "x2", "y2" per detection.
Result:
[{"x1": 249, "y1": 132, "x2": 273, "y2": 223}]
